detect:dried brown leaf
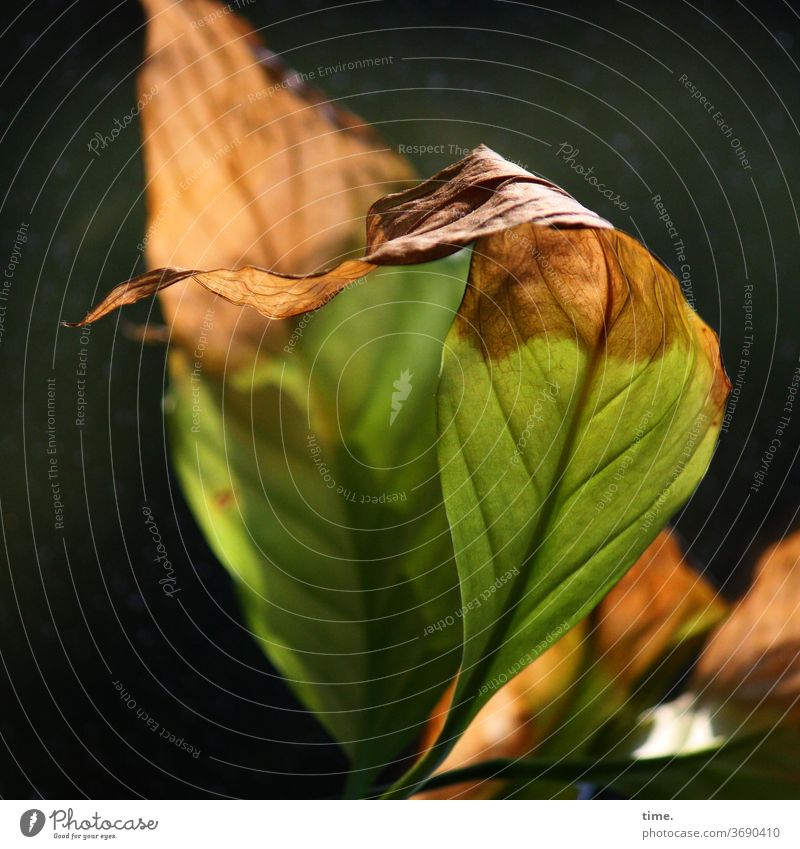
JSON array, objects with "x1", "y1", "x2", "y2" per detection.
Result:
[
  {"x1": 126, "y1": 0, "x2": 414, "y2": 367},
  {"x1": 596, "y1": 530, "x2": 728, "y2": 688},
  {"x1": 693, "y1": 530, "x2": 800, "y2": 727}
]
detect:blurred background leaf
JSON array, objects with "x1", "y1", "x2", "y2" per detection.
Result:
[
  {"x1": 168, "y1": 257, "x2": 469, "y2": 794},
  {"x1": 420, "y1": 529, "x2": 800, "y2": 799}
]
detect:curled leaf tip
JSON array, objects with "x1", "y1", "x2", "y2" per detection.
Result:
[{"x1": 69, "y1": 146, "x2": 612, "y2": 326}]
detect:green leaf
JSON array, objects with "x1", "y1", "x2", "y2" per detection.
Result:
[
  {"x1": 598, "y1": 694, "x2": 799, "y2": 799},
  {"x1": 390, "y1": 224, "x2": 729, "y2": 795},
  {"x1": 415, "y1": 697, "x2": 783, "y2": 799},
  {"x1": 167, "y1": 255, "x2": 469, "y2": 793},
  {"x1": 416, "y1": 746, "x2": 741, "y2": 799}
]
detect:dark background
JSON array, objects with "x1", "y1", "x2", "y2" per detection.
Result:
[{"x1": 1, "y1": 0, "x2": 799, "y2": 798}]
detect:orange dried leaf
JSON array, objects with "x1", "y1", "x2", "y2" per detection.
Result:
[
  {"x1": 596, "y1": 530, "x2": 728, "y2": 688},
  {"x1": 693, "y1": 530, "x2": 800, "y2": 727}
]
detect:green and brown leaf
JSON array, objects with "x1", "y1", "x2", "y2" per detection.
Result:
[{"x1": 68, "y1": 0, "x2": 730, "y2": 798}]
